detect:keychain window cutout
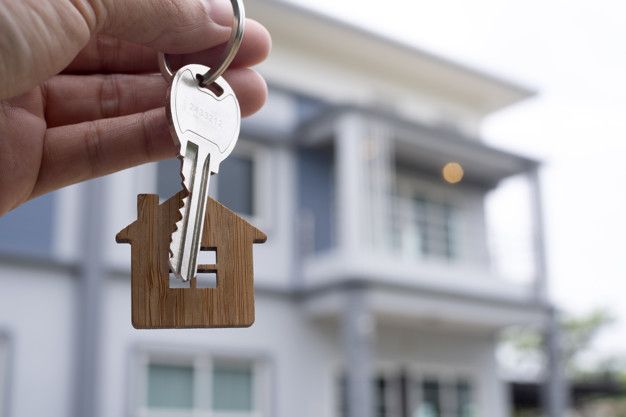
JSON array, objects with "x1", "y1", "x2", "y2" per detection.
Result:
[
  {"x1": 195, "y1": 272, "x2": 217, "y2": 289},
  {"x1": 169, "y1": 273, "x2": 191, "y2": 289},
  {"x1": 198, "y1": 249, "x2": 217, "y2": 265},
  {"x1": 196, "y1": 249, "x2": 217, "y2": 288}
]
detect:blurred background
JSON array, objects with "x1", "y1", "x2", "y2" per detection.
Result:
[{"x1": 1, "y1": 0, "x2": 625, "y2": 416}]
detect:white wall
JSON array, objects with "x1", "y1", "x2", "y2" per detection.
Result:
[
  {"x1": 99, "y1": 276, "x2": 340, "y2": 417},
  {"x1": 99, "y1": 275, "x2": 513, "y2": 417},
  {"x1": 0, "y1": 265, "x2": 76, "y2": 417},
  {"x1": 378, "y1": 326, "x2": 508, "y2": 417}
]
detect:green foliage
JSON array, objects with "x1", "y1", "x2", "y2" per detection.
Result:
[
  {"x1": 561, "y1": 309, "x2": 615, "y2": 366},
  {"x1": 505, "y1": 308, "x2": 618, "y2": 374}
]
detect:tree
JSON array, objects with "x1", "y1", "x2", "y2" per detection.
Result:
[{"x1": 504, "y1": 308, "x2": 617, "y2": 375}]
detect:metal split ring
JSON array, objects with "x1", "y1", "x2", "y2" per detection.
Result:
[{"x1": 158, "y1": 0, "x2": 245, "y2": 88}]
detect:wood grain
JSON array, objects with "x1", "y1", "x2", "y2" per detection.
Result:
[{"x1": 116, "y1": 192, "x2": 266, "y2": 329}]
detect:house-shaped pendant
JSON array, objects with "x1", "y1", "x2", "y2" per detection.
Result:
[{"x1": 116, "y1": 192, "x2": 266, "y2": 329}]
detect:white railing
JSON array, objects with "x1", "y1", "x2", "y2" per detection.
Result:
[
  {"x1": 389, "y1": 196, "x2": 456, "y2": 262},
  {"x1": 385, "y1": 195, "x2": 537, "y2": 285}
]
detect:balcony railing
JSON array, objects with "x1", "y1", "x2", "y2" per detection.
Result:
[{"x1": 301, "y1": 192, "x2": 537, "y2": 286}]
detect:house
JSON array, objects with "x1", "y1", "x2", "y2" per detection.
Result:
[
  {"x1": 0, "y1": 1, "x2": 565, "y2": 417},
  {"x1": 116, "y1": 192, "x2": 267, "y2": 328}
]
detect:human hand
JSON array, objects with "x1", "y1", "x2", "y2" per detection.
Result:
[{"x1": 0, "y1": 0, "x2": 271, "y2": 215}]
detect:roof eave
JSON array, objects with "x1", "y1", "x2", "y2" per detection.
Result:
[{"x1": 249, "y1": 0, "x2": 536, "y2": 112}]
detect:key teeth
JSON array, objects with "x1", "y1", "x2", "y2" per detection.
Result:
[{"x1": 168, "y1": 154, "x2": 190, "y2": 259}]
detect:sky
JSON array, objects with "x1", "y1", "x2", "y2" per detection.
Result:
[{"x1": 287, "y1": 0, "x2": 626, "y2": 361}]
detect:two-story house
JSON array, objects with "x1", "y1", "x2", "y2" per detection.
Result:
[{"x1": 0, "y1": 1, "x2": 564, "y2": 417}]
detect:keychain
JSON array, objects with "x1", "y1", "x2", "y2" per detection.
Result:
[{"x1": 116, "y1": 0, "x2": 267, "y2": 329}]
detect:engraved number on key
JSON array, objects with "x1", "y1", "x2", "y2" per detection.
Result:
[{"x1": 167, "y1": 64, "x2": 241, "y2": 282}]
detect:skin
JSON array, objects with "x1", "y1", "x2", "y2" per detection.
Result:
[{"x1": 0, "y1": 0, "x2": 271, "y2": 216}]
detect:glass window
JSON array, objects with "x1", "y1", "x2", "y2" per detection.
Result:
[
  {"x1": 338, "y1": 375, "x2": 398, "y2": 417},
  {"x1": 298, "y1": 146, "x2": 335, "y2": 253},
  {"x1": 397, "y1": 192, "x2": 456, "y2": 261},
  {"x1": 157, "y1": 152, "x2": 257, "y2": 217},
  {"x1": 156, "y1": 158, "x2": 183, "y2": 199},
  {"x1": 456, "y1": 380, "x2": 474, "y2": 417},
  {"x1": 147, "y1": 364, "x2": 194, "y2": 410},
  {"x1": 420, "y1": 378, "x2": 442, "y2": 417},
  {"x1": 374, "y1": 377, "x2": 389, "y2": 417},
  {"x1": 142, "y1": 356, "x2": 263, "y2": 416},
  {"x1": 213, "y1": 362, "x2": 254, "y2": 412},
  {"x1": 295, "y1": 94, "x2": 326, "y2": 123},
  {"x1": 0, "y1": 194, "x2": 55, "y2": 257},
  {"x1": 218, "y1": 155, "x2": 255, "y2": 216},
  {"x1": 338, "y1": 377, "x2": 349, "y2": 417},
  {"x1": 338, "y1": 372, "x2": 474, "y2": 417}
]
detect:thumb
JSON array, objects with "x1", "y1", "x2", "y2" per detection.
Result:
[
  {"x1": 93, "y1": 0, "x2": 234, "y2": 53},
  {"x1": 0, "y1": 0, "x2": 234, "y2": 100}
]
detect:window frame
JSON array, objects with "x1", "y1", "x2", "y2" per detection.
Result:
[{"x1": 131, "y1": 346, "x2": 271, "y2": 417}]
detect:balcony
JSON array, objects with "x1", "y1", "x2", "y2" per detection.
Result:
[{"x1": 296, "y1": 106, "x2": 547, "y2": 314}]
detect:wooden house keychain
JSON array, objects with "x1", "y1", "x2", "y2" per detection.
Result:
[{"x1": 116, "y1": 0, "x2": 267, "y2": 329}]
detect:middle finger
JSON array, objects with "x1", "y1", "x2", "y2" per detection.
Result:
[{"x1": 63, "y1": 19, "x2": 271, "y2": 76}]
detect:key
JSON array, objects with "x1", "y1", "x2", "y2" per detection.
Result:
[{"x1": 167, "y1": 64, "x2": 241, "y2": 282}]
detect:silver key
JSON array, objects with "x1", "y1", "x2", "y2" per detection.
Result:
[{"x1": 167, "y1": 64, "x2": 241, "y2": 282}]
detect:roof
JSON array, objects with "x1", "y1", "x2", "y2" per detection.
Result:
[
  {"x1": 248, "y1": 0, "x2": 536, "y2": 114},
  {"x1": 116, "y1": 194, "x2": 267, "y2": 244},
  {"x1": 298, "y1": 105, "x2": 540, "y2": 187}
]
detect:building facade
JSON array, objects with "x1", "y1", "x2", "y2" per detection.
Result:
[{"x1": 0, "y1": 1, "x2": 562, "y2": 417}]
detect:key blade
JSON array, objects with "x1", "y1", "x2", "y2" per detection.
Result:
[{"x1": 169, "y1": 144, "x2": 212, "y2": 282}]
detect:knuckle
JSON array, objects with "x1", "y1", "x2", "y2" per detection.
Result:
[
  {"x1": 82, "y1": 121, "x2": 103, "y2": 179},
  {"x1": 139, "y1": 112, "x2": 155, "y2": 161},
  {"x1": 98, "y1": 74, "x2": 122, "y2": 119},
  {"x1": 69, "y1": 0, "x2": 107, "y2": 33},
  {"x1": 95, "y1": 35, "x2": 121, "y2": 71}
]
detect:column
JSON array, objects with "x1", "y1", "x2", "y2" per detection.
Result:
[
  {"x1": 527, "y1": 167, "x2": 548, "y2": 301},
  {"x1": 335, "y1": 114, "x2": 366, "y2": 257},
  {"x1": 73, "y1": 178, "x2": 106, "y2": 417},
  {"x1": 363, "y1": 123, "x2": 394, "y2": 251},
  {"x1": 341, "y1": 287, "x2": 375, "y2": 417},
  {"x1": 543, "y1": 307, "x2": 569, "y2": 417}
]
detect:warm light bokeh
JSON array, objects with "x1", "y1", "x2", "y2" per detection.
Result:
[{"x1": 442, "y1": 162, "x2": 464, "y2": 184}]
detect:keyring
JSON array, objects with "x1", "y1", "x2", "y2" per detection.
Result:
[{"x1": 158, "y1": 0, "x2": 245, "y2": 88}]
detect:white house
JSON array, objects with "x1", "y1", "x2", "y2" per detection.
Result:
[{"x1": 0, "y1": 1, "x2": 564, "y2": 417}]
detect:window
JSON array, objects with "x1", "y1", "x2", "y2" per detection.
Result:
[
  {"x1": 419, "y1": 378, "x2": 442, "y2": 417},
  {"x1": 218, "y1": 155, "x2": 255, "y2": 217},
  {"x1": 213, "y1": 363, "x2": 254, "y2": 412},
  {"x1": 455, "y1": 380, "x2": 474, "y2": 417},
  {"x1": 147, "y1": 364, "x2": 194, "y2": 410},
  {"x1": 139, "y1": 354, "x2": 265, "y2": 416},
  {"x1": 409, "y1": 375, "x2": 475, "y2": 417},
  {"x1": 0, "y1": 194, "x2": 55, "y2": 257},
  {"x1": 338, "y1": 371, "x2": 475, "y2": 417},
  {"x1": 338, "y1": 375, "x2": 396, "y2": 417},
  {"x1": 392, "y1": 185, "x2": 458, "y2": 261},
  {"x1": 156, "y1": 158, "x2": 182, "y2": 200},
  {"x1": 156, "y1": 143, "x2": 267, "y2": 222},
  {"x1": 411, "y1": 197, "x2": 455, "y2": 260}
]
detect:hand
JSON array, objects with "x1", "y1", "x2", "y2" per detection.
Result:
[{"x1": 0, "y1": 0, "x2": 271, "y2": 216}]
